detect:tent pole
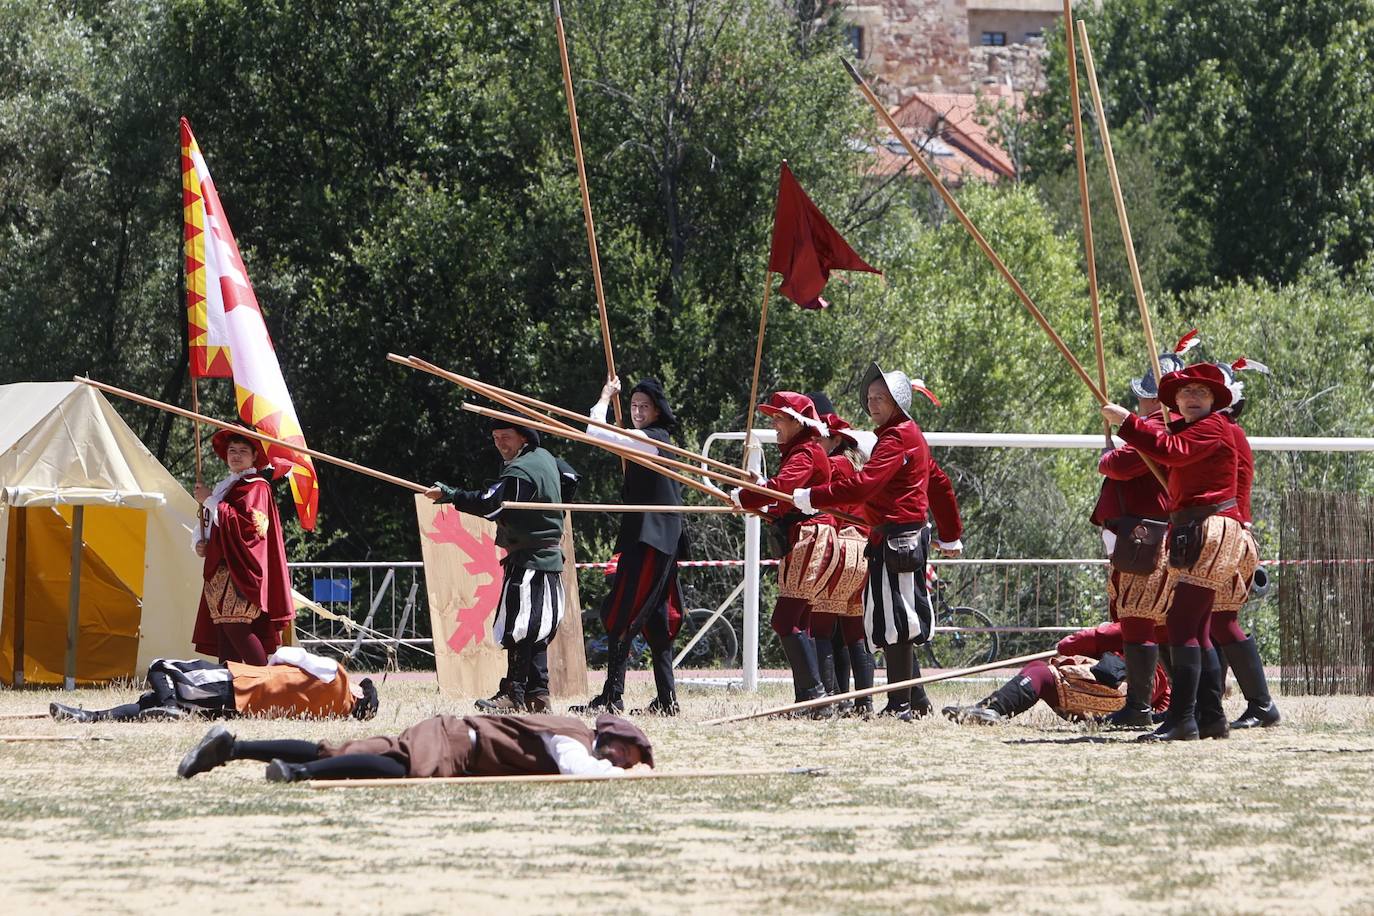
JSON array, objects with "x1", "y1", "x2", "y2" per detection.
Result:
[
  {"x1": 63, "y1": 506, "x2": 84, "y2": 691},
  {"x1": 12, "y1": 507, "x2": 26, "y2": 686}
]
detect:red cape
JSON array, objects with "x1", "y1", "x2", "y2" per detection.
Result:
[{"x1": 193, "y1": 473, "x2": 295, "y2": 657}]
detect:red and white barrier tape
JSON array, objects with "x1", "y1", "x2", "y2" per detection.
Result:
[{"x1": 575, "y1": 557, "x2": 1374, "y2": 571}]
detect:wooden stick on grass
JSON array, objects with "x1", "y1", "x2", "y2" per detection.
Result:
[
  {"x1": 702, "y1": 649, "x2": 1058, "y2": 726},
  {"x1": 306, "y1": 765, "x2": 828, "y2": 789}
]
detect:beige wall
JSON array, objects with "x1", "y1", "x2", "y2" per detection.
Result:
[{"x1": 967, "y1": 10, "x2": 1058, "y2": 45}]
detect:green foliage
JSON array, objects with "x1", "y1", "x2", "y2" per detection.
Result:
[{"x1": 1024, "y1": 0, "x2": 1374, "y2": 287}]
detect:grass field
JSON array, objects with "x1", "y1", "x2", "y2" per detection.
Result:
[{"x1": 3, "y1": 675, "x2": 1374, "y2": 915}]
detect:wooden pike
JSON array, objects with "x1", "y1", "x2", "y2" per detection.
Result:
[
  {"x1": 551, "y1": 0, "x2": 623, "y2": 430},
  {"x1": 75, "y1": 377, "x2": 429, "y2": 493},
  {"x1": 462, "y1": 402, "x2": 866, "y2": 527},
  {"x1": 1077, "y1": 21, "x2": 1163, "y2": 384},
  {"x1": 840, "y1": 59, "x2": 1106, "y2": 406},
  {"x1": 393, "y1": 354, "x2": 755, "y2": 483},
  {"x1": 702, "y1": 649, "x2": 1059, "y2": 726},
  {"x1": 0, "y1": 713, "x2": 48, "y2": 721},
  {"x1": 1062, "y1": 0, "x2": 1112, "y2": 447},
  {"x1": 503, "y1": 501, "x2": 740, "y2": 514},
  {"x1": 306, "y1": 765, "x2": 828, "y2": 789},
  {"x1": 740, "y1": 267, "x2": 774, "y2": 471},
  {"x1": 0, "y1": 734, "x2": 114, "y2": 742}
]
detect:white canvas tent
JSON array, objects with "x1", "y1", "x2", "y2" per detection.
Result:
[{"x1": 0, "y1": 382, "x2": 202, "y2": 686}]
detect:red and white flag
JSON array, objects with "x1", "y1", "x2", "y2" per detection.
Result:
[{"x1": 181, "y1": 117, "x2": 319, "y2": 530}]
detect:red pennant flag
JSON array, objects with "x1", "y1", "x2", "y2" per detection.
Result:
[{"x1": 767, "y1": 162, "x2": 880, "y2": 309}]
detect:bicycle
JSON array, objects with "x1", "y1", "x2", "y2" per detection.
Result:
[
  {"x1": 581, "y1": 603, "x2": 739, "y2": 670},
  {"x1": 921, "y1": 567, "x2": 999, "y2": 669}
]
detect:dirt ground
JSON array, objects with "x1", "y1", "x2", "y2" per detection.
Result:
[{"x1": 3, "y1": 674, "x2": 1374, "y2": 915}]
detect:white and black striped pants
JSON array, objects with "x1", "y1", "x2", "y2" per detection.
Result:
[
  {"x1": 493, "y1": 566, "x2": 565, "y2": 649},
  {"x1": 863, "y1": 526, "x2": 935, "y2": 649}
]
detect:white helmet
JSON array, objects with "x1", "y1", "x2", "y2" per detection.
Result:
[{"x1": 859, "y1": 361, "x2": 913, "y2": 418}]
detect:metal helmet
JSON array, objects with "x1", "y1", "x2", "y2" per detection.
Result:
[
  {"x1": 859, "y1": 361, "x2": 913, "y2": 418},
  {"x1": 1213, "y1": 362, "x2": 1245, "y2": 412},
  {"x1": 1129, "y1": 351, "x2": 1187, "y2": 400},
  {"x1": 1249, "y1": 565, "x2": 1272, "y2": 599}
]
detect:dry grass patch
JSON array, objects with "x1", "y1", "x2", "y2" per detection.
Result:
[{"x1": 3, "y1": 679, "x2": 1374, "y2": 914}]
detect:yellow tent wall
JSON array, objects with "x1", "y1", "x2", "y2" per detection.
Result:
[{"x1": 0, "y1": 383, "x2": 204, "y2": 685}]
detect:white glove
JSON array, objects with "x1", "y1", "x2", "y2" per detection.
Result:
[
  {"x1": 792, "y1": 488, "x2": 817, "y2": 515},
  {"x1": 755, "y1": 473, "x2": 768, "y2": 486},
  {"x1": 728, "y1": 488, "x2": 743, "y2": 509}
]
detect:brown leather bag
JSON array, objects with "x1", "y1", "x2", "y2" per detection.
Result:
[{"x1": 1110, "y1": 516, "x2": 1169, "y2": 574}]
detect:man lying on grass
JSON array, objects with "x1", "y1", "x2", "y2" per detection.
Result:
[
  {"x1": 177, "y1": 712, "x2": 654, "y2": 783},
  {"x1": 50, "y1": 648, "x2": 377, "y2": 723}
]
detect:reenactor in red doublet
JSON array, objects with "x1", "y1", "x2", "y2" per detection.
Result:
[
  {"x1": 1093, "y1": 357, "x2": 1177, "y2": 728},
  {"x1": 191, "y1": 428, "x2": 295, "y2": 667},
  {"x1": 794, "y1": 364, "x2": 962, "y2": 720},
  {"x1": 943, "y1": 621, "x2": 1170, "y2": 724},
  {"x1": 1104, "y1": 363, "x2": 1256, "y2": 742},
  {"x1": 1208, "y1": 360, "x2": 1280, "y2": 729},
  {"x1": 732, "y1": 392, "x2": 837, "y2": 706},
  {"x1": 805, "y1": 395, "x2": 877, "y2": 714}
]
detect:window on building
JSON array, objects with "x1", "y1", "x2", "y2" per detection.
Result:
[
  {"x1": 981, "y1": 31, "x2": 1006, "y2": 46},
  {"x1": 1025, "y1": 30, "x2": 1043, "y2": 41},
  {"x1": 846, "y1": 25, "x2": 865, "y2": 58}
]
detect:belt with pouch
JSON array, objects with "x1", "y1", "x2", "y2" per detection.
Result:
[{"x1": 1169, "y1": 498, "x2": 1237, "y2": 525}]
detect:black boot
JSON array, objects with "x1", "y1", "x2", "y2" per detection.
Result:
[
  {"x1": 943, "y1": 674, "x2": 1038, "y2": 725},
  {"x1": 1105, "y1": 644, "x2": 1158, "y2": 729},
  {"x1": 848, "y1": 641, "x2": 876, "y2": 716},
  {"x1": 878, "y1": 642, "x2": 923, "y2": 720},
  {"x1": 1139, "y1": 646, "x2": 1200, "y2": 742},
  {"x1": 177, "y1": 724, "x2": 237, "y2": 778},
  {"x1": 816, "y1": 638, "x2": 849, "y2": 712},
  {"x1": 1196, "y1": 647, "x2": 1230, "y2": 739},
  {"x1": 630, "y1": 646, "x2": 679, "y2": 716},
  {"x1": 779, "y1": 633, "x2": 828, "y2": 716},
  {"x1": 265, "y1": 759, "x2": 309, "y2": 783},
  {"x1": 571, "y1": 637, "x2": 629, "y2": 715},
  {"x1": 909, "y1": 656, "x2": 934, "y2": 719},
  {"x1": 832, "y1": 629, "x2": 852, "y2": 694},
  {"x1": 1222, "y1": 637, "x2": 1281, "y2": 729},
  {"x1": 50, "y1": 702, "x2": 99, "y2": 723}
]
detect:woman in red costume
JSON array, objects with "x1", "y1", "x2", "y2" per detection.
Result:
[
  {"x1": 191, "y1": 428, "x2": 294, "y2": 666},
  {"x1": 1103, "y1": 363, "x2": 1254, "y2": 742},
  {"x1": 730, "y1": 392, "x2": 836, "y2": 706}
]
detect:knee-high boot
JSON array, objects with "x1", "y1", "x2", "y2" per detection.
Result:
[
  {"x1": 1222, "y1": 637, "x2": 1281, "y2": 729},
  {"x1": 832, "y1": 629, "x2": 852, "y2": 694},
  {"x1": 779, "y1": 633, "x2": 825, "y2": 703},
  {"x1": 570, "y1": 637, "x2": 628, "y2": 714},
  {"x1": 1105, "y1": 644, "x2": 1158, "y2": 729},
  {"x1": 942, "y1": 674, "x2": 1040, "y2": 724},
  {"x1": 632, "y1": 645, "x2": 678, "y2": 716},
  {"x1": 1139, "y1": 646, "x2": 1200, "y2": 742},
  {"x1": 878, "y1": 642, "x2": 929, "y2": 720},
  {"x1": 1196, "y1": 647, "x2": 1230, "y2": 739},
  {"x1": 848, "y1": 641, "x2": 876, "y2": 715}
]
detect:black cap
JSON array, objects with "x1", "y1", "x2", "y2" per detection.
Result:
[{"x1": 487, "y1": 417, "x2": 539, "y2": 448}]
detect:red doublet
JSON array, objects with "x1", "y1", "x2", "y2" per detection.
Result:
[
  {"x1": 1116, "y1": 412, "x2": 1242, "y2": 521},
  {"x1": 193, "y1": 474, "x2": 295, "y2": 657},
  {"x1": 738, "y1": 428, "x2": 834, "y2": 536},
  {"x1": 1091, "y1": 443, "x2": 1171, "y2": 526},
  {"x1": 809, "y1": 417, "x2": 962, "y2": 545},
  {"x1": 1224, "y1": 415, "x2": 1254, "y2": 523},
  {"x1": 825, "y1": 454, "x2": 871, "y2": 539}
]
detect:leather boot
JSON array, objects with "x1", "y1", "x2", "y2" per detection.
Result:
[
  {"x1": 177, "y1": 724, "x2": 237, "y2": 778},
  {"x1": 833, "y1": 629, "x2": 852, "y2": 694},
  {"x1": 1139, "y1": 646, "x2": 1200, "y2": 742},
  {"x1": 780, "y1": 633, "x2": 823, "y2": 700},
  {"x1": 265, "y1": 759, "x2": 309, "y2": 783},
  {"x1": 524, "y1": 692, "x2": 552, "y2": 713},
  {"x1": 1105, "y1": 644, "x2": 1158, "y2": 729},
  {"x1": 570, "y1": 637, "x2": 628, "y2": 714},
  {"x1": 49, "y1": 702, "x2": 98, "y2": 723},
  {"x1": 878, "y1": 642, "x2": 921, "y2": 720},
  {"x1": 630, "y1": 646, "x2": 679, "y2": 716},
  {"x1": 816, "y1": 639, "x2": 850, "y2": 713},
  {"x1": 1222, "y1": 637, "x2": 1281, "y2": 729},
  {"x1": 848, "y1": 641, "x2": 876, "y2": 716},
  {"x1": 1196, "y1": 647, "x2": 1230, "y2": 739},
  {"x1": 943, "y1": 674, "x2": 1039, "y2": 725}
]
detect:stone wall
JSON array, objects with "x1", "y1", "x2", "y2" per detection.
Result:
[{"x1": 846, "y1": 0, "x2": 1048, "y2": 101}]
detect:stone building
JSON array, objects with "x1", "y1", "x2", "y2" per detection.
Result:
[{"x1": 843, "y1": 0, "x2": 1060, "y2": 102}]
